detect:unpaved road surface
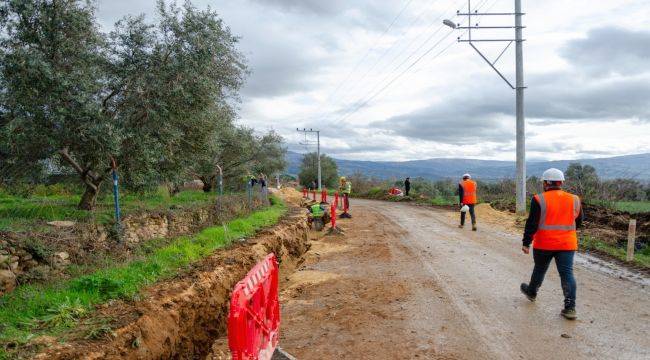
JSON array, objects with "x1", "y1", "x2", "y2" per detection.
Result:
[{"x1": 279, "y1": 199, "x2": 649, "y2": 360}]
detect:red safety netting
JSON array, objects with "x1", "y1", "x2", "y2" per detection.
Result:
[{"x1": 228, "y1": 253, "x2": 280, "y2": 360}]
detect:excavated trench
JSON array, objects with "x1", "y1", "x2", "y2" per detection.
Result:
[{"x1": 35, "y1": 210, "x2": 310, "y2": 360}]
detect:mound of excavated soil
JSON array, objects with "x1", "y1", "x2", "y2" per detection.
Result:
[
  {"x1": 271, "y1": 188, "x2": 303, "y2": 207},
  {"x1": 445, "y1": 203, "x2": 525, "y2": 234},
  {"x1": 33, "y1": 212, "x2": 310, "y2": 360}
]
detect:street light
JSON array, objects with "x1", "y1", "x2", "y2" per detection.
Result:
[{"x1": 443, "y1": 19, "x2": 457, "y2": 29}]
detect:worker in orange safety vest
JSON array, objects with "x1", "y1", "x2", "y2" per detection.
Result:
[
  {"x1": 458, "y1": 173, "x2": 478, "y2": 231},
  {"x1": 520, "y1": 168, "x2": 584, "y2": 320}
]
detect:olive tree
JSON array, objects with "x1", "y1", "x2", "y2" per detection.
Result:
[
  {"x1": 192, "y1": 127, "x2": 287, "y2": 192},
  {"x1": 298, "y1": 153, "x2": 338, "y2": 188},
  {"x1": 0, "y1": 0, "x2": 118, "y2": 209},
  {"x1": 1, "y1": 1, "x2": 247, "y2": 208}
]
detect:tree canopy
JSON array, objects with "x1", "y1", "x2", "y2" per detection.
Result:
[
  {"x1": 0, "y1": 0, "x2": 286, "y2": 209},
  {"x1": 298, "y1": 153, "x2": 338, "y2": 188}
]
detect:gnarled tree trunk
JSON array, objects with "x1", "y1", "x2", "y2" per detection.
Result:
[
  {"x1": 59, "y1": 148, "x2": 107, "y2": 211},
  {"x1": 78, "y1": 179, "x2": 103, "y2": 210}
]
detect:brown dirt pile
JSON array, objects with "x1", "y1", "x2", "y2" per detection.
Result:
[
  {"x1": 33, "y1": 212, "x2": 309, "y2": 360},
  {"x1": 445, "y1": 203, "x2": 525, "y2": 234}
]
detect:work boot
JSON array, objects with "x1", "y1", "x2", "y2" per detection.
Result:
[
  {"x1": 458, "y1": 224, "x2": 464, "y2": 228},
  {"x1": 561, "y1": 307, "x2": 577, "y2": 320},
  {"x1": 472, "y1": 225, "x2": 477, "y2": 231},
  {"x1": 520, "y1": 283, "x2": 536, "y2": 302}
]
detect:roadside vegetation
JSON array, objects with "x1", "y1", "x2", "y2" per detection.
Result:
[
  {"x1": 581, "y1": 235, "x2": 650, "y2": 268},
  {"x1": 0, "y1": 197, "x2": 286, "y2": 357},
  {"x1": 0, "y1": 186, "x2": 216, "y2": 232}
]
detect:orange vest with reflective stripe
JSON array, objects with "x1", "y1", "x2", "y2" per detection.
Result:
[
  {"x1": 460, "y1": 180, "x2": 477, "y2": 205},
  {"x1": 532, "y1": 190, "x2": 581, "y2": 251}
]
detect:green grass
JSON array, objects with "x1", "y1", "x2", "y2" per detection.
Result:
[
  {"x1": 426, "y1": 197, "x2": 457, "y2": 206},
  {"x1": 581, "y1": 235, "x2": 650, "y2": 269},
  {"x1": 613, "y1": 201, "x2": 650, "y2": 214},
  {"x1": 0, "y1": 188, "x2": 216, "y2": 231},
  {"x1": 0, "y1": 198, "x2": 286, "y2": 353}
]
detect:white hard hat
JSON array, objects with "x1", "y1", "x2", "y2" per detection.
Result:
[
  {"x1": 542, "y1": 168, "x2": 565, "y2": 182},
  {"x1": 462, "y1": 173, "x2": 471, "y2": 179}
]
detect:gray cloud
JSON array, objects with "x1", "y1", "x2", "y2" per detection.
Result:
[
  {"x1": 527, "y1": 75, "x2": 650, "y2": 122},
  {"x1": 240, "y1": 38, "x2": 326, "y2": 98},
  {"x1": 372, "y1": 98, "x2": 515, "y2": 145},
  {"x1": 561, "y1": 26, "x2": 650, "y2": 77},
  {"x1": 249, "y1": 0, "x2": 348, "y2": 15}
]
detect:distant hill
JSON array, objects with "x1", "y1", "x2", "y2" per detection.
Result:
[{"x1": 285, "y1": 152, "x2": 650, "y2": 181}]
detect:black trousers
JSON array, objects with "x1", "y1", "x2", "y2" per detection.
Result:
[{"x1": 460, "y1": 204, "x2": 476, "y2": 225}]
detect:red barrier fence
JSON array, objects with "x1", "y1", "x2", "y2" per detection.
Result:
[
  {"x1": 330, "y1": 203, "x2": 336, "y2": 229},
  {"x1": 334, "y1": 192, "x2": 339, "y2": 209},
  {"x1": 302, "y1": 188, "x2": 307, "y2": 198},
  {"x1": 311, "y1": 190, "x2": 316, "y2": 201},
  {"x1": 228, "y1": 254, "x2": 280, "y2": 360},
  {"x1": 321, "y1": 188, "x2": 327, "y2": 203}
]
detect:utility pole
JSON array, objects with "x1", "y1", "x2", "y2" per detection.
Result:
[
  {"x1": 296, "y1": 128, "x2": 322, "y2": 190},
  {"x1": 444, "y1": 0, "x2": 527, "y2": 214},
  {"x1": 514, "y1": 0, "x2": 526, "y2": 215}
]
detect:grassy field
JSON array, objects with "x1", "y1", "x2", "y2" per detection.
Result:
[
  {"x1": 0, "y1": 197, "x2": 286, "y2": 356},
  {"x1": 581, "y1": 235, "x2": 650, "y2": 269},
  {"x1": 613, "y1": 201, "x2": 650, "y2": 214},
  {"x1": 0, "y1": 188, "x2": 216, "y2": 231}
]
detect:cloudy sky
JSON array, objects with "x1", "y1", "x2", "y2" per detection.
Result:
[{"x1": 96, "y1": 0, "x2": 650, "y2": 162}]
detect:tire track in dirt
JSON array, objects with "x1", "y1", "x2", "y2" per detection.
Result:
[{"x1": 279, "y1": 204, "x2": 489, "y2": 359}]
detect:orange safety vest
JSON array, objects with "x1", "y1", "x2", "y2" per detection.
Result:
[
  {"x1": 532, "y1": 190, "x2": 581, "y2": 251},
  {"x1": 460, "y1": 180, "x2": 477, "y2": 205}
]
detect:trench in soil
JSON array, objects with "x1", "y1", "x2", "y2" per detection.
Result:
[{"x1": 34, "y1": 206, "x2": 310, "y2": 360}]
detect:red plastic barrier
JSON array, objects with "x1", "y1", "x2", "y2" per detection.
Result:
[
  {"x1": 311, "y1": 190, "x2": 316, "y2": 201},
  {"x1": 228, "y1": 254, "x2": 280, "y2": 360},
  {"x1": 334, "y1": 192, "x2": 339, "y2": 208},
  {"x1": 321, "y1": 188, "x2": 327, "y2": 203},
  {"x1": 302, "y1": 188, "x2": 307, "y2": 198},
  {"x1": 330, "y1": 203, "x2": 336, "y2": 228}
]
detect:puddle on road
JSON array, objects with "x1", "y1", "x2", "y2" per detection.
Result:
[{"x1": 576, "y1": 253, "x2": 649, "y2": 287}]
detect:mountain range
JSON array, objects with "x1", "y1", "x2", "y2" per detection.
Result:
[{"x1": 285, "y1": 152, "x2": 650, "y2": 181}]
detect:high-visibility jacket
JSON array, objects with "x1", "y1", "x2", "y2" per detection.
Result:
[
  {"x1": 532, "y1": 190, "x2": 581, "y2": 251},
  {"x1": 460, "y1": 180, "x2": 477, "y2": 205},
  {"x1": 310, "y1": 204, "x2": 324, "y2": 217},
  {"x1": 340, "y1": 181, "x2": 352, "y2": 195}
]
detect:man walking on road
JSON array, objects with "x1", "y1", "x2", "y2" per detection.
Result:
[
  {"x1": 458, "y1": 173, "x2": 477, "y2": 231},
  {"x1": 404, "y1": 177, "x2": 411, "y2": 197},
  {"x1": 520, "y1": 168, "x2": 584, "y2": 320}
]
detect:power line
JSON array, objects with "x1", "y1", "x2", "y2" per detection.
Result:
[
  {"x1": 324, "y1": 0, "x2": 416, "y2": 103},
  {"x1": 335, "y1": 0, "x2": 446, "y2": 100},
  {"x1": 332, "y1": 0, "x2": 491, "y2": 123}
]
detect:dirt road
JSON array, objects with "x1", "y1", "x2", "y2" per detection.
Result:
[{"x1": 279, "y1": 199, "x2": 649, "y2": 359}]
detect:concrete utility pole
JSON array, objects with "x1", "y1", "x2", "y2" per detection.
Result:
[
  {"x1": 444, "y1": 0, "x2": 527, "y2": 214},
  {"x1": 296, "y1": 128, "x2": 322, "y2": 190},
  {"x1": 514, "y1": 0, "x2": 526, "y2": 215}
]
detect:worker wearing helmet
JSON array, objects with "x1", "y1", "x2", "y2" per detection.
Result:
[
  {"x1": 520, "y1": 168, "x2": 584, "y2": 320},
  {"x1": 339, "y1": 176, "x2": 352, "y2": 218},
  {"x1": 458, "y1": 173, "x2": 478, "y2": 231}
]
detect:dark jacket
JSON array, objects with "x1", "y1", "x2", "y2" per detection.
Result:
[
  {"x1": 404, "y1": 179, "x2": 411, "y2": 190},
  {"x1": 522, "y1": 193, "x2": 584, "y2": 247}
]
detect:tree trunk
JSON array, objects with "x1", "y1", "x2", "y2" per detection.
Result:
[
  {"x1": 202, "y1": 182, "x2": 212, "y2": 193},
  {"x1": 78, "y1": 180, "x2": 101, "y2": 210}
]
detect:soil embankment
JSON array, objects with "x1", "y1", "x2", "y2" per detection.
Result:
[{"x1": 33, "y1": 190, "x2": 309, "y2": 359}]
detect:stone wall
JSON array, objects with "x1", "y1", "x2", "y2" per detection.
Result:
[{"x1": 0, "y1": 195, "x2": 265, "y2": 296}]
